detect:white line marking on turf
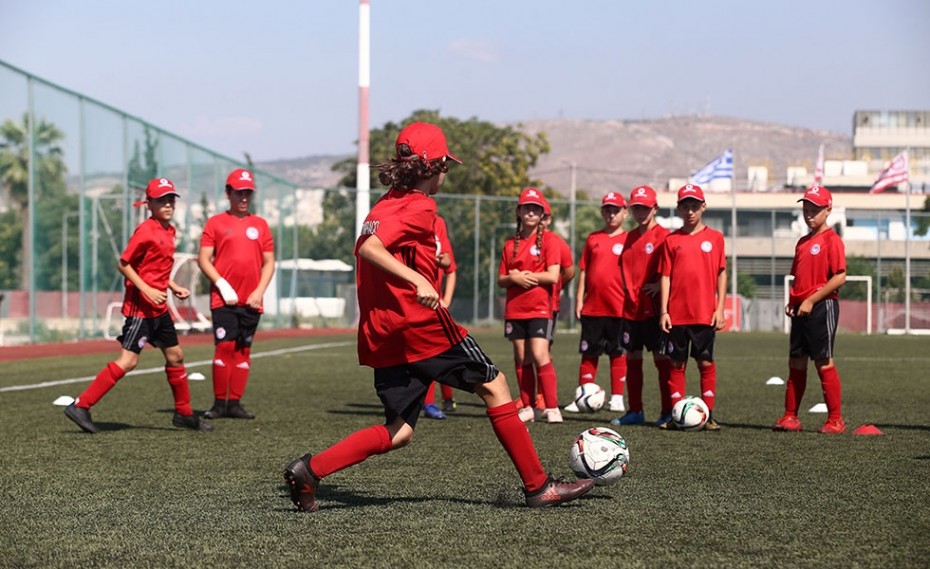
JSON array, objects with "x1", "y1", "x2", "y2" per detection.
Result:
[{"x1": 0, "y1": 341, "x2": 352, "y2": 393}]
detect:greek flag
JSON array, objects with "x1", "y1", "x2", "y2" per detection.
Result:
[{"x1": 690, "y1": 149, "x2": 733, "y2": 185}]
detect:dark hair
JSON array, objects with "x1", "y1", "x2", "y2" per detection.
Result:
[
  {"x1": 512, "y1": 216, "x2": 544, "y2": 260},
  {"x1": 375, "y1": 144, "x2": 450, "y2": 190}
]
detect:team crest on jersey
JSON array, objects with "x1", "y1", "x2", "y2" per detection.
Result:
[
  {"x1": 246, "y1": 227, "x2": 260, "y2": 240},
  {"x1": 612, "y1": 243, "x2": 624, "y2": 255},
  {"x1": 810, "y1": 244, "x2": 821, "y2": 255},
  {"x1": 645, "y1": 242, "x2": 655, "y2": 254},
  {"x1": 137, "y1": 337, "x2": 148, "y2": 349},
  {"x1": 530, "y1": 245, "x2": 540, "y2": 256},
  {"x1": 215, "y1": 327, "x2": 227, "y2": 340},
  {"x1": 701, "y1": 240, "x2": 713, "y2": 253}
]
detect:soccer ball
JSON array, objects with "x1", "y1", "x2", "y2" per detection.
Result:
[
  {"x1": 569, "y1": 427, "x2": 630, "y2": 486},
  {"x1": 572, "y1": 383, "x2": 606, "y2": 412},
  {"x1": 671, "y1": 396, "x2": 710, "y2": 431}
]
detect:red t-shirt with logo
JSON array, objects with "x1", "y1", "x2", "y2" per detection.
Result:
[
  {"x1": 499, "y1": 230, "x2": 561, "y2": 319},
  {"x1": 545, "y1": 231, "x2": 573, "y2": 314},
  {"x1": 620, "y1": 224, "x2": 670, "y2": 320},
  {"x1": 789, "y1": 228, "x2": 846, "y2": 305},
  {"x1": 659, "y1": 226, "x2": 726, "y2": 326},
  {"x1": 120, "y1": 218, "x2": 176, "y2": 318},
  {"x1": 200, "y1": 211, "x2": 275, "y2": 312},
  {"x1": 355, "y1": 189, "x2": 468, "y2": 368},
  {"x1": 578, "y1": 229, "x2": 625, "y2": 317},
  {"x1": 433, "y1": 216, "x2": 457, "y2": 289}
]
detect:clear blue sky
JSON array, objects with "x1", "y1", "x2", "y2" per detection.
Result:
[{"x1": 2, "y1": 0, "x2": 928, "y2": 162}]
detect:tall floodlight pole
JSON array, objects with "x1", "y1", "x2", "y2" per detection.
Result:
[{"x1": 355, "y1": 0, "x2": 371, "y2": 238}]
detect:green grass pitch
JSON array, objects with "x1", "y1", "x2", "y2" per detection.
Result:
[{"x1": 1, "y1": 330, "x2": 928, "y2": 568}]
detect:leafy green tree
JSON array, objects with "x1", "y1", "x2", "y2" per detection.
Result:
[
  {"x1": 840, "y1": 256, "x2": 876, "y2": 301},
  {"x1": 914, "y1": 196, "x2": 930, "y2": 237},
  {"x1": 127, "y1": 127, "x2": 159, "y2": 191},
  {"x1": 0, "y1": 210, "x2": 21, "y2": 289},
  {"x1": 726, "y1": 259, "x2": 757, "y2": 299}
]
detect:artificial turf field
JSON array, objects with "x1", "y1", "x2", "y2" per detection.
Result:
[{"x1": 1, "y1": 329, "x2": 928, "y2": 568}]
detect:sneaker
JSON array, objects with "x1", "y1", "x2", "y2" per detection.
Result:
[
  {"x1": 704, "y1": 415, "x2": 721, "y2": 431},
  {"x1": 517, "y1": 406, "x2": 536, "y2": 423},
  {"x1": 534, "y1": 393, "x2": 546, "y2": 411},
  {"x1": 655, "y1": 413, "x2": 673, "y2": 429},
  {"x1": 283, "y1": 453, "x2": 320, "y2": 512},
  {"x1": 64, "y1": 403, "x2": 98, "y2": 434},
  {"x1": 818, "y1": 418, "x2": 846, "y2": 435},
  {"x1": 772, "y1": 415, "x2": 803, "y2": 432},
  {"x1": 203, "y1": 399, "x2": 227, "y2": 419},
  {"x1": 563, "y1": 401, "x2": 580, "y2": 413},
  {"x1": 442, "y1": 398, "x2": 457, "y2": 413},
  {"x1": 608, "y1": 395, "x2": 625, "y2": 412},
  {"x1": 611, "y1": 410, "x2": 645, "y2": 426},
  {"x1": 423, "y1": 404, "x2": 447, "y2": 420},
  {"x1": 542, "y1": 408, "x2": 563, "y2": 423},
  {"x1": 226, "y1": 400, "x2": 255, "y2": 420},
  {"x1": 172, "y1": 412, "x2": 214, "y2": 431},
  {"x1": 525, "y1": 475, "x2": 595, "y2": 508}
]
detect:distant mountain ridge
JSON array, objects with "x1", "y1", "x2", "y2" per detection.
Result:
[{"x1": 257, "y1": 115, "x2": 852, "y2": 196}]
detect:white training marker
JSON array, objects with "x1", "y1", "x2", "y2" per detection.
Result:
[
  {"x1": 188, "y1": 372, "x2": 206, "y2": 381},
  {"x1": 53, "y1": 395, "x2": 75, "y2": 406},
  {"x1": 766, "y1": 376, "x2": 785, "y2": 385},
  {"x1": 808, "y1": 403, "x2": 828, "y2": 413}
]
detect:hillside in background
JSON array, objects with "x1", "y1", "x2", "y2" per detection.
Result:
[{"x1": 258, "y1": 115, "x2": 852, "y2": 196}]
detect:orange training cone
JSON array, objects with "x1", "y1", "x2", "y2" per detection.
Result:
[{"x1": 853, "y1": 424, "x2": 884, "y2": 436}]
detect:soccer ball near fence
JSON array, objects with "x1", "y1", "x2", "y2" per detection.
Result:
[
  {"x1": 569, "y1": 427, "x2": 630, "y2": 486},
  {"x1": 671, "y1": 396, "x2": 710, "y2": 431}
]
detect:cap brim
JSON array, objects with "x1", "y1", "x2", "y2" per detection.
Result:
[
  {"x1": 446, "y1": 152, "x2": 463, "y2": 164},
  {"x1": 798, "y1": 197, "x2": 827, "y2": 206}
]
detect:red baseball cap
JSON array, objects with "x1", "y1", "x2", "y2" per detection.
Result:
[
  {"x1": 145, "y1": 177, "x2": 180, "y2": 200},
  {"x1": 799, "y1": 185, "x2": 832, "y2": 207},
  {"x1": 601, "y1": 191, "x2": 626, "y2": 208},
  {"x1": 226, "y1": 168, "x2": 257, "y2": 191},
  {"x1": 395, "y1": 122, "x2": 462, "y2": 164},
  {"x1": 518, "y1": 187, "x2": 547, "y2": 208},
  {"x1": 677, "y1": 183, "x2": 705, "y2": 203},
  {"x1": 629, "y1": 185, "x2": 657, "y2": 207},
  {"x1": 542, "y1": 196, "x2": 552, "y2": 215}
]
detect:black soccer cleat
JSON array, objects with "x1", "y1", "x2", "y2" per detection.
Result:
[
  {"x1": 64, "y1": 403, "x2": 98, "y2": 434},
  {"x1": 284, "y1": 453, "x2": 320, "y2": 512},
  {"x1": 172, "y1": 412, "x2": 214, "y2": 432},
  {"x1": 226, "y1": 400, "x2": 255, "y2": 419},
  {"x1": 203, "y1": 399, "x2": 227, "y2": 420}
]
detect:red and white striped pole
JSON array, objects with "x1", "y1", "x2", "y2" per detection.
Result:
[{"x1": 355, "y1": 0, "x2": 371, "y2": 238}]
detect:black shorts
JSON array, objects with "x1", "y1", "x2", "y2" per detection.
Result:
[
  {"x1": 504, "y1": 318, "x2": 553, "y2": 341},
  {"x1": 549, "y1": 311, "x2": 560, "y2": 346},
  {"x1": 621, "y1": 317, "x2": 665, "y2": 353},
  {"x1": 578, "y1": 315, "x2": 624, "y2": 356},
  {"x1": 789, "y1": 298, "x2": 839, "y2": 360},
  {"x1": 117, "y1": 312, "x2": 179, "y2": 354},
  {"x1": 211, "y1": 306, "x2": 262, "y2": 347},
  {"x1": 663, "y1": 324, "x2": 716, "y2": 363},
  {"x1": 375, "y1": 335, "x2": 499, "y2": 428}
]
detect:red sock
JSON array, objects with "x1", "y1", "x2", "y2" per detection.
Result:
[
  {"x1": 537, "y1": 362, "x2": 558, "y2": 409},
  {"x1": 487, "y1": 402, "x2": 547, "y2": 492},
  {"x1": 76, "y1": 362, "x2": 125, "y2": 408},
  {"x1": 579, "y1": 355, "x2": 598, "y2": 384},
  {"x1": 229, "y1": 346, "x2": 251, "y2": 400},
  {"x1": 818, "y1": 365, "x2": 843, "y2": 421},
  {"x1": 656, "y1": 358, "x2": 672, "y2": 415},
  {"x1": 165, "y1": 365, "x2": 193, "y2": 416},
  {"x1": 626, "y1": 357, "x2": 644, "y2": 412},
  {"x1": 425, "y1": 381, "x2": 437, "y2": 404},
  {"x1": 440, "y1": 384, "x2": 454, "y2": 401},
  {"x1": 698, "y1": 362, "x2": 717, "y2": 411},
  {"x1": 609, "y1": 353, "x2": 627, "y2": 397},
  {"x1": 212, "y1": 341, "x2": 235, "y2": 399},
  {"x1": 668, "y1": 364, "x2": 687, "y2": 408},
  {"x1": 518, "y1": 363, "x2": 536, "y2": 407},
  {"x1": 309, "y1": 424, "x2": 392, "y2": 479},
  {"x1": 785, "y1": 367, "x2": 808, "y2": 416}
]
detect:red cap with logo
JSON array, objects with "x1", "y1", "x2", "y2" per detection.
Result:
[
  {"x1": 145, "y1": 177, "x2": 180, "y2": 200},
  {"x1": 601, "y1": 191, "x2": 626, "y2": 208},
  {"x1": 518, "y1": 187, "x2": 547, "y2": 208},
  {"x1": 677, "y1": 183, "x2": 705, "y2": 203},
  {"x1": 799, "y1": 185, "x2": 832, "y2": 207},
  {"x1": 226, "y1": 168, "x2": 257, "y2": 191},
  {"x1": 542, "y1": 196, "x2": 552, "y2": 215},
  {"x1": 629, "y1": 185, "x2": 657, "y2": 207},
  {"x1": 395, "y1": 122, "x2": 462, "y2": 164}
]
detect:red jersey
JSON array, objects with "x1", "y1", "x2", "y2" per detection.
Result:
[
  {"x1": 499, "y1": 230, "x2": 561, "y2": 319},
  {"x1": 578, "y1": 229, "x2": 625, "y2": 317},
  {"x1": 659, "y1": 226, "x2": 726, "y2": 326},
  {"x1": 789, "y1": 228, "x2": 846, "y2": 305},
  {"x1": 548, "y1": 231, "x2": 574, "y2": 313},
  {"x1": 200, "y1": 211, "x2": 275, "y2": 312},
  {"x1": 120, "y1": 218, "x2": 176, "y2": 318},
  {"x1": 433, "y1": 216, "x2": 457, "y2": 290},
  {"x1": 620, "y1": 224, "x2": 670, "y2": 320},
  {"x1": 355, "y1": 189, "x2": 468, "y2": 368}
]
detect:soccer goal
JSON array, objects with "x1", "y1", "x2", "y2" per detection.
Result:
[
  {"x1": 783, "y1": 275, "x2": 872, "y2": 334},
  {"x1": 168, "y1": 253, "x2": 212, "y2": 333}
]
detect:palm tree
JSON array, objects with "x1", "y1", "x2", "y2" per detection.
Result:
[{"x1": 0, "y1": 113, "x2": 67, "y2": 289}]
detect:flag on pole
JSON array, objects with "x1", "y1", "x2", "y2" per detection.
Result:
[
  {"x1": 869, "y1": 150, "x2": 909, "y2": 194},
  {"x1": 691, "y1": 149, "x2": 734, "y2": 185},
  {"x1": 813, "y1": 143, "x2": 824, "y2": 184}
]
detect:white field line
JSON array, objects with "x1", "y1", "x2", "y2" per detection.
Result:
[{"x1": 0, "y1": 341, "x2": 353, "y2": 393}]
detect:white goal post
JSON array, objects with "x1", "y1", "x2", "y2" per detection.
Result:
[{"x1": 783, "y1": 275, "x2": 872, "y2": 335}]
